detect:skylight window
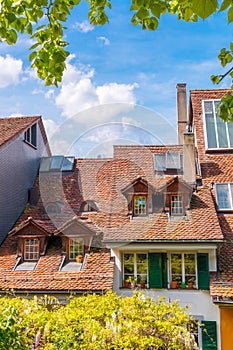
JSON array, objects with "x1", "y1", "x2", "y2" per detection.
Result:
[{"x1": 40, "y1": 156, "x2": 75, "y2": 172}]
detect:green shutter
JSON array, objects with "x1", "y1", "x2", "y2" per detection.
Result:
[
  {"x1": 197, "y1": 253, "x2": 209, "y2": 290},
  {"x1": 162, "y1": 253, "x2": 168, "y2": 288},
  {"x1": 201, "y1": 321, "x2": 217, "y2": 350},
  {"x1": 148, "y1": 253, "x2": 167, "y2": 288}
]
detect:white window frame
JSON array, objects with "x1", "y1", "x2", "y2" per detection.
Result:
[
  {"x1": 169, "y1": 252, "x2": 197, "y2": 286},
  {"x1": 24, "y1": 238, "x2": 39, "y2": 261},
  {"x1": 133, "y1": 195, "x2": 147, "y2": 217},
  {"x1": 69, "y1": 238, "x2": 84, "y2": 260},
  {"x1": 171, "y1": 195, "x2": 183, "y2": 215},
  {"x1": 203, "y1": 99, "x2": 233, "y2": 150},
  {"x1": 216, "y1": 183, "x2": 233, "y2": 210},
  {"x1": 123, "y1": 252, "x2": 148, "y2": 283}
]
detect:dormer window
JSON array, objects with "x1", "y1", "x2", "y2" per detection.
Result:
[
  {"x1": 203, "y1": 100, "x2": 233, "y2": 150},
  {"x1": 216, "y1": 183, "x2": 233, "y2": 210},
  {"x1": 24, "y1": 123, "x2": 37, "y2": 147},
  {"x1": 24, "y1": 238, "x2": 39, "y2": 261},
  {"x1": 80, "y1": 200, "x2": 98, "y2": 212},
  {"x1": 69, "y1": 238, "x2": 84, "y2": 260},
  {"x1": 170, "y1": 195, "x2": 183, "y2": 215},
  {"x1": 133, "y1": 195, "x2": 147, "y2": 216}
]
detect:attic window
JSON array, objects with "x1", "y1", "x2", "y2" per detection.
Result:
[
  {"x1": 40, "y1": 156, "x2": 75, "y2": 172},
  {"x1": 170, "y1": 195, "x2": 183, "y2": 215},
  {"x1": 69, "y1": 238, "x2": 84, "y2": 260},
  {"x1": 80, "y1": 200, "x2": 98, "y2": 212},
  {"x1": 203, "y1": 100, "x2": 233, "y2": 149},
  {"x1": 24, "y1": 123, "x2": 37, "y2": 147},
  {"x1": 154, "y1": 153, "x2": 182, "y2": 172},
  {"x1": 133, "y1": 195, "x2": 147, "y2": 216},
  {"x1": 216, "y1": 183, "x2": 233, "y2": 210},
  {"x1": 24, "y1": 238, "x2": 39, "y2": 261}
]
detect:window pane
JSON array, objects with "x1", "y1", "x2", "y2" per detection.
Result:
[
  {"x1": 61, "y1": 157, "x2": 75, "y2": 171},
  {"x1": 171, "y1": 195, "x2": 183, "y2": 215},
  {"x1": 123, "y1": 253, "x2": 134, "y2": 281},
  {"x1": 154, "y1": 154, "x2": 166, "y2": 171},
  {"x1": 134, "y1": 195, "x2": 147, "y2": 216},
  {"x1": 40, "y1": 157, "x2": 51, "y2": 172},
  {"x1": 184, "y1": 253, "x2": 196, "y2": 285},
  {"x1": 216, "y1": 184, "x2": 231, "y2": 209},
  {"x1": 24, "y1": 239, "x2": 39, "y2": 260},
  {"x1": 216, "y1": 117, "x2": 228, "y2": 148},
  {"x1": 204, "y1": 101, "x2": 213, "y2": 114},
  {"x1": 166, "y1": 152, "x2": 181, "y2": 169},
  {"x1": 31, "y1": 124, "x2": 37, "y2": 147},
  {"x1": 50, "y1": 156, "x2": 64, "y2": 170},
  {"x1": 227, "y1": 122, "x2": 233, "y2": 147},
  {"x1": 205, "y1": 113, "x2": 217, "y2": 148},
  {"x1": 69, "y1": 238, "x2": 83, "y2": 259},
  {"x1": 171, "y1": 253, "x2": 182, "y2": 282}
]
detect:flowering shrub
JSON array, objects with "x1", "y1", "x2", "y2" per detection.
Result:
[{"x1": 0, "y1": 291, "x2": 197, "y2": 349}]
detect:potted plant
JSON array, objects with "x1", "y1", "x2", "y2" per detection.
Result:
[
  {"x1": 124, "y1": 278, "x2": 130, "y2": 288},
  {"x1": 76, "y1": 255, "x2": 83, "y2": 263},
  {"x1": 138, "y1": 276, "x2": 146, "y2": 289},
  {"x1": 187, "y1": 277, "x2": 195, "y2": 289},
  {"x1": 171, "y1": 280, "x2": 178, "y2": 289},
  {"x1": 130, "y1": 277, "x2": 137, "y2": 289}
]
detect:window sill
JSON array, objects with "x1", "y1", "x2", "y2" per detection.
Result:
[
  {"x1": 23, "y1": 139, "x2": 37, "y2": 150},
  {"x1": 206, "y1": 148, "x2": 233, "y2": 154}
]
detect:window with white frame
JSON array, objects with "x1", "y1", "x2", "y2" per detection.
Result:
[
  {"x1": 123, "y1": 253, "x2": 147, "y2": 284},
  {"x1": 133, "y1": 195, "x2": 147, "y2": 216},
  {"x1": 24, "y1": 123, "x2": 37, "y2": 147},
  {"x1": 24, "y1": 238, "x2": 39, "y2": 260},
  {"x1": 170, "y1": 253, "x2": 196, "y2": 286},
  {"x1": 203, "y1": 100, "x2": 233, "y2": 149},
  {"x1": 69, "y1": 238, "x2": 84, "y2": 260},
  {"x1": 171, "y1": 195, "x2": 183, "y2": 215},
  {"x1": 216, "y1": 183, "x2": 233, "y2": 210}
]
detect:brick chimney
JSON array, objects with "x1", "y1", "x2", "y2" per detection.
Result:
[
  {"x1": 177, "y1": 83, "x2": 187, "y2": 144},
  {"x1": 183, "y1": 132, "x2": 196, "y2": 185}
]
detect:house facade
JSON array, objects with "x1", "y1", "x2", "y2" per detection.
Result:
[
  {"x1": 0, "y1": 86, "x2": 232, "y2": 348},
  {"x1": 0, "y1": 116, "x2": 50, "y2": 243}
]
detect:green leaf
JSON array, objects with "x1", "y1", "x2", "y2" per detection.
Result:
[
  {"x1": 6, "y1": 29, "x2": 17, "y2": 44},
  {"x1": 228, "y1": 6, "x2": 233, "y2": 22},
  {"x1": 220, "y1": 0, "x2": 231, "y2": 12},
  {"x1": 136, "y1": 8, "x2": 149, "y2": 20},
  {"x1": 150, "y1": 4, "x2": 161, "y2": 18},
  {"x1": 192, "y1": 0, "x2": 218, "y2": 19},
  {"x1": 29, "y1": 51, "x2": 37, "y2": 61},
  {"x1": 211, "y1": 74, "x2": 220, "y2": 84}
]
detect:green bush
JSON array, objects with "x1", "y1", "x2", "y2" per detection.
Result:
[{"x1": 0, "y1": 291, "x2": 197, "y2": 349}]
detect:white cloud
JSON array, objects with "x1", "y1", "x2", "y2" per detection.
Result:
[
  {"x1": 0, "y1": 55, "x2": 23, "y2": 88},
  {"x1": 43, "y1": 119, "x2": 59, "y2": 140},
  {"x1": 55, "y1": 60, "x2": 139, "y2": 124},
  {"x1": 73, "y1": 20, "x2": 94, "y2": 33},
  {"x1": 97, "y1": 36, "x2": 110, "y2": 46}
]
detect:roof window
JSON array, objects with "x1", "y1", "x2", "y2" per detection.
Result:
[
  {"x1": 154, "y1": 152, "x2": 183, "y2": 172},
  {"x1": 40, "y1": 156, "x2": 75, "y2": 172}
]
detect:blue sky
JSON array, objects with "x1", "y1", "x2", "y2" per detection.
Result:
[{"x1": 0, "y1": 2, "x2": 232, "y2": 156}]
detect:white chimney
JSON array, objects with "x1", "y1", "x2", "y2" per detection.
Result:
[{"x1": 177, "y1": 83, "x2": 187, "y2": 144}]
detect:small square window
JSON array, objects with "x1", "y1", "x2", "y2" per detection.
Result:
[{"x1": 24, "y1": 239, "x2": 39, "y2": 261}]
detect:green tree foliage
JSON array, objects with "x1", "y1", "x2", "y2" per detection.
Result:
[
  {"x1": 0, "y1": 0, "x2": 232, "y2": 119},
  {"x1": 0, "y1": 291, "x2": 198, "y2": 349}
]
